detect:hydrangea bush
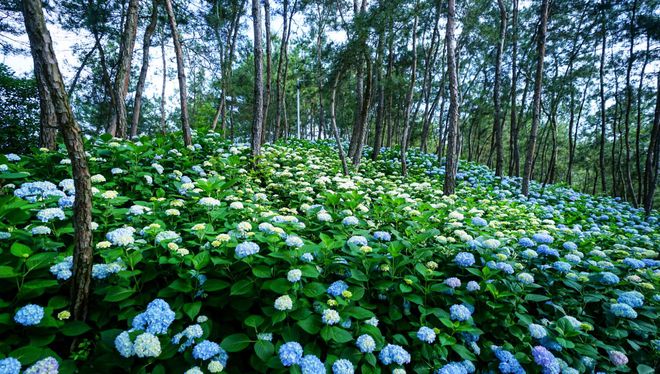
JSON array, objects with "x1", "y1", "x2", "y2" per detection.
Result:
[{"x1": 0, "y1": 132, "x2": 658, "y2": 373}]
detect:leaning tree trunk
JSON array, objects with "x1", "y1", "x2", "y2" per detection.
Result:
[
  {"x1": 21, "y1": 0, "x2": 93, "y2": 321},
  {"x1": 164, "y1": 0, "x2": 192, "y2": 146},
  {"x1": 508, "y1": 0, "x2": 519, "y2": 176},
  {"x1": 130, "y1": 0, "x2": 158, "y2": 138},
  {"x1": 107, "y1": 0, "x2": 139, "y2": 138},
  {"x1": 443, "y1": 0, "x2": 459, "y2": 195},
  {"x1": 401, "y1": 13, "x2": 419, "y2": 177},
  {"x1": 643, "y1": 73, "x2": 660, "y2": 215},
  {"x1": 251, "y1": 0, "x2": 264, "y2": 159},
  {"x1": 331, "y1": 72, "x2": 349, "y2": 176},
  {"x1": 521, "y1": 0, "x2": 549, "y2": 196},
  {"x1": 493, "y1": 0, "x2": 507, "y2": 176},
  {"x1": 35, "y1": 64, "x2": 57, "y2": 150}
]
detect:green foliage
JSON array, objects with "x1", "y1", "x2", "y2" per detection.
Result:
[{"x1": 0, "y1": 64, "x2": 40, "y2": 153}]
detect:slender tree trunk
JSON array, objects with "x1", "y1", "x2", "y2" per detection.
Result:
[
  {"x1": 622, "y1": 0, "x2": 638, "y2": 205},
  {"x1": 401, "y1": 12, "x2": 419, "y2": 177},
  {"x1": 493, "y1": 0, "x2": 507, "y2": 176},
  {"x1": 262, "y1": 0, "x2": 272, "y2": 142},
  {"x1": 636, "y1": 34, "x2": 650, "y2": 200},
  {"x1": 352, "y1": 54, "x2": 373, "y2": 168},
  {"x1": 274, "y1": 0, "x2": 290, "y2": 141},
  {"x1": 371, "y1": 32, "x2": 386, "y2": 160},
  {"x1": 106, "y1": 0, "x2": 139, "y2": 138},
  {"x1": 598, "y1": 0, "x2": 607, "y2": 193},
  {"x1": 443, "y1": 0, "x2": 459, "y2": 195},
  {"x1": 164, "y1": 0, "x2": 192, "y2": 146},
  {"x1": 420, "y1": 2, "x2": 442, "y2": 153},
  {"x1": 316, "y1": 4, "x2": 325, "y2": 140},
  {"x1": 130, "y1": 0, "x2": 158, "y2": 138},
  {"x1": 331, "y1": 72, "x2": 349, "y2": 176},
  {"x1": 643, "y1": 73, "x2": 660, "y2": 215},
  {"x1": 508, "y1": 0, "x2": 519, "y2": 176},
  {"x1": 251, "y1": 0, "x2": 264, "y2": 158},
  {"x1": 22, "y1": 0, "x2": 93, "y2": 321},
  {"x1": 35, "y1": 65, "x2": 57, "y2": 150},
  {"x1": 160, "y1": 29, "x2": 167, "y2": 134},
  {"x1": 521, "y1": 0, "x2": 549, "y2": 196},
  {"x1": 67, "y1": 43, "x2": 97, "y2": 98}
]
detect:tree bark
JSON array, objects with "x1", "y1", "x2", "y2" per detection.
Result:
[
  {"x1": 598, "y1": 0, "x2": 607, "y2": 193},
  {"x1": 331, "y1": 72, "x2": 349, "y2": 176},
  {"x1": 35, "y1": 64, "x2": 57, "y2": 150},
  {"x1": 622, "y1": 0, "x2": 638, "y2": 205},
  {"x1": 251, "y1": 0, "x2": 264, "y2": 158},
  {"x1": 262, "y1": 0, "x2": 272, "y2": 141},
  {"x1": 107, "y1": 0, "x2": 140, "y2": 138},
  {"x1": 521, "y1": 0, "x2": 549, "y2": 196},
  {"x1": 371, "y1": 32, "x2": 386, "y2": 161},
  {"x1": 274, "y1": 0, "x2": 292, "y2": 141},
  {"x1": 22, "y1": 0, "x2": 93, "y2": 321},
  {"x1": 443, "y1": 0, "x2": 459, "y2": 195},
  {"x1": 636, "y1": 34, "x2": 650, "y2": 200},
  {"x1": 130, "y1": 0, "x2": 159, "y2": 138},
  {"x1": 643, "y1": 73, "x2": 660, "y2": 215},
  {"x1": 401, "y1": 12, "x2": 419, "y2": 177},
  {"x1": 493, "y1": 0, "x2": 507, "y2": 176},
  {"x1": 159, "y1": 28, "x2": 167, "y2": 134},
  {"x1": 67, "y1": 43, "x2": 97, "y2": 98},
  {"x1": 316, "y1": 3, "x2": 325, "y2": 140},
  {"x1": 508, "y1": 0, "x2": 519, "y2": 176},
  {"x1": 164, "y1": 0, "x2": 192, "y2": 146}
]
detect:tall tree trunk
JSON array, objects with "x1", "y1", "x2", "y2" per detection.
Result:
[
  {"x1": 315, "y1": 3, "x2": 326, "y2": 140},
  {"x1": 274, "y1": 0, "x2": 291, "y2": 141},
  {"x1": 352, "y1": 54, "x2": 373, "y2": 168},
  {"x1": 130, "y1": 0, "x2": 158, "y2": 138},
  {"x1": 164, "y1": 0, "x2": 192, "y2": 146},
  {"x1": 331, "y1": 72, "x2": 349, "y2": 176},
  {"x1": 22, "y1": 0, "x2": 93, "y2": 321},
  {"x1": 643, "y1": 73, "x2": 660, "y2": 215},
  {"x1": 35, "y1": 65, "x2": 57, "y2": 150},
  {"x1": 419, "y1": 2, "x2": 442, "y2": 154},
  {"x1": 521, "y1": 0, "x2": 549, "y2": 196},
  {"x1": 622, "y1": 0, "x2": 638, "y2": 205},
  {"x1": 401, "y1": 12, "x2": 419, "y2": 177},
  {"x1": 67, "y1": 43, "x2": 97, "y2": 98},
  {"x1": 262, "y1": 0, "x2": 272, "y2": 141},
  {"x1": 508, "y1": 0, "x2": 519, "y2": 176},
  {"x1": 598, "y1": 0, "x2": 607, "y2": 193},
  {"x1": 443, "y1": 0, "x2": 459, "y2": 195},
  {"x1": 159, "y1": 29, "x2": 167, "y2": 134},
  {"x1": 107, "y1": 0, "x2": 139, "y2": 138},
  {"x1": 251, "y1": 0, "x2": 264, "y2": 158},
  {"x1": 493, "y1": 0, "x2": 507, "y2": 176},
  {"x1": 636, "y1": 34, "x2": 650, "y2": 200},
  {"x1": 371, "y1": 32, "x2": 386, "y2": 161}
]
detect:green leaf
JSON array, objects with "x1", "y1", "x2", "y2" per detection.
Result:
[
  {"x1": 103, "y1": 287, "x2": 134, "y2": 302},
  {"x1": 252, "y1": 265, "x2": 272, "y2": 278},
  {"x1": 204, "y1": 279, "x2": 230, "y2": 292},
  {"x1": 254, "y1": 340, "x2": 274, "y2": 361},
  {"x1": 0, "y1": 266, "x2": 17, "y2": 278},
  {"x1": 330, "y1": 327, "x2": 353, "y2": 343},
  {"x1": 524, "y1": 294, "x2": 550, "y2": 302},
  {"x1": 451, "y1": 344, "x2": 476, "y2": 361},
  {"x1": 245, "y1": 315, "x2": 265, "y2": 328},
  {"x1": 220, "y1": 333, "x2": 251, "y2": 352},
  {"x1": 297, "y1": 316, "x2": 322, "y2": 334},
  {"x1": 183, "y1": 301, "x2": 202, "y2": 320},
  {"x1": 230, "y1": 280, "x2": 254, "y2": 296},
  {"x1": 303, "y1": 282, "x2": 326, "y2": 298},
  {"x1": 10, "y1": 242, "x2": 32, "y2": 258},
  {"x1": 346, "y1": 307, "x2": 374, "y2": 320},
  {"x1": 637, "y1": 365, "x2": 656, "y2": 374},
  {"x1": 61, "y1": 321, "x2": 91, "y2": 336},
  {"x1": 168, "y1": 279, "x2": 193, "y2": 293}
]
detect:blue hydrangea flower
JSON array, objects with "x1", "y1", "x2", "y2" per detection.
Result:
[
  {"x1": 529, "y1": 324, "x2": 547, "y2": 339},
  {"x1": 373, "y1": 231, "x2": 391, "y2": 241},
  {"x1": 518, "y1": 237, "x2": 535, "y2": 247},
  {"x1": 92, "y1": 258, "x2": 125, "y2": 279},
  {"x1": 36, "y1": 207, "x2": 66, "y2": 222},
  {"x1": 134, "y1": 333, "x2": 161, "y2": 358},
  {"x1": 622, "y1": 258, "x2": 645, "y2": 269},
  {"x1": 562, "y1": 242, "x2": 578, "y2": 251},
  {"x1": 600, "y1": 272, "x2": 620, "y2": 285},
  {"x1": 115, "y1": 330, "x2": 135, "y2": 357},
  {"x1": 378, "y1": 344, "x2": 410, "y2": 365},
  {"x1": 347, "y1": 236, "x2": 368, "y2": 246},
  {"x1": 342, "y1": 216, "x2": 359, "y2": 226},
  {"x1": 517, "y1": 272, "x2": 534, "y2": 284},
  {"x1": 332, "y1": 359, "x2": 354, "y2": 374},
  {"x1": 455, "y1": 252, "x2": 475, "y2": 267},
  {"x1": 491, "y1": 345, "x2": 525, "y2": 374},
  {"x1": 532, "y1": 346, "x2": 560, "y2": 374},
  {"x1": 610, "y1": 303, "x2": 637, "y2": 319},
  {"x1": 193, "y1": 340, "x2": 221, "y2": 360},
  {"x1": 436, "y1": 361, "x2": 475, "y2": 374},
  {"x1": 617, "y1": 291, "x2": 644, "y2": 308},
  {"x1": 279, "y1": 342, "x2": 303, "y2": 366},
  {"x1": 532, "y1": 233, "x2": 554, "y2": 244},
  {"x1": 540, "y1": 336, "x2": 563, "y2": 351},
  {"x1": 0, "y1": 357, "x2": 21, "y2": 374},
  {"x1": 417, "y1": 326, "x2": 436, "y2": 343},
  {"x1": 536, "y1": 245, "x2": 559, "y2": 257},
  {"x1": 172, "y1": 324, "x2": 204, "y2": 352},
  {"x1": 131, "y1": 299, "x2": 175, "y2": 334},
  {"x1": 322, "y1": 309, "x2": 340, "y2": 325},
  {"x1": 327, "y1": 280, "x2": 349, "y2": 297},
  {"x1": 301, "y1": 253, "x2": 314, "y2": 262},
  {"x1": 450, "y1": 304, "x2": 472, "y2": 322},
  {"x1": 356, "y1": 334, "x2": 376, "y2": 353},
  {"x1": 106, "y1": 227, "x2": 136, "y2": 246},
  {"x1": 471, "y1": 217, "x2": 487, "y2": 226},
  {"x1": 300, "y1": 355, "x2": 325, "y2": 374},
  {"x1": 285, "y1": 236, "x2": 304, "y2": 248},
  {"x1": 444, "y1": 277, "x2": 461, "y2": 288},
  {"x1": 552, "y1": 261, "x2": 571, "y2": 273},
  {"x1": 235, "y1": 241, "x2": 260, "y2": 258},
  {"x1": 14, "y1": 304, "x2": 44, "y2": 326},
  {"x1": 50, "y1": 256, "x2": 73, "y2": 280},
  {"x1": 23, "y1": 357, "x2": 58, "y2": 374},
  {"x1": 466, "y1": 281, "x2": 480, "y2": 291}
]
